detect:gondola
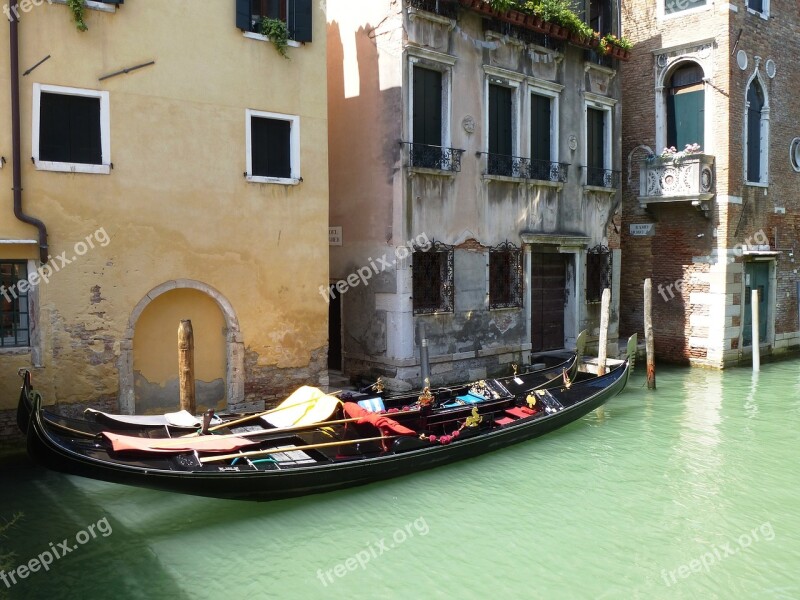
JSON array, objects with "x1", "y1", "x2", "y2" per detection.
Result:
[
  {"x1": 16, "y1": 335, "x2": 636, "y2": 502},
  {"x1": 17, "y1": 330, "x2": 588, "y2": 437}
]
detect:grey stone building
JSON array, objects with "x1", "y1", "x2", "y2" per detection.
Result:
[{"x1": 327, "y1": 0, "x2": 625, "y2": 390}]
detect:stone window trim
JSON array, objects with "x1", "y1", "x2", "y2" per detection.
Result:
[
  {"x1": 50, "y1": 0, "x2": 120, "y2": 14},
  {"x1": 483, "y1": 65, "x2": 524, "y2": 161},
  {"x1": 0, "y1": 258, "x2": 42, "y2": 366},
  {"x1": 582, "y1": 91, "x2": 617, "y2": 187},
  {"x1": 406, "y1": 46, "x2": 456, "y2": 151},
  {"x1": 743, "y1": 68, "x2": 770, "y2": 187},
  {"x1": 746, "y1": 0, "x2": 770, "y2": 19},
  {"x1": 245, "y1": 109, "x2": 301, "y2": 185},
  {"x1": 32, "y1": 83, "x2": 111, "y2": 175},
  {"x1": 525, "y1": 76, "x2": 564, "y2": 166}
]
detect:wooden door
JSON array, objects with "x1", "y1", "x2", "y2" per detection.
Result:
[{"x1": 531, "y1": 252, "x2": 567, "y2": 352}]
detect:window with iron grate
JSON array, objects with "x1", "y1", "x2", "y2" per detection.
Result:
[
  {"x1": 412, "y1": 245, "x2": 453, "y2": 314},
  {"x1": 0, "y1": 262, "x2": 30, "y2": 348},
  {"x1": 586, "y1": 246, "x2": 612, "y2": 303},
  {"x1": 489, "y1": 248, "x2": 522, "y2": 309}
]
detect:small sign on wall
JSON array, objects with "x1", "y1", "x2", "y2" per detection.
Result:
[
  {"x1": 329, "y1": 227, "x2": 342, "y2": 246},
  {"x1": 629, "y1": 223, "x2": 655, "y2": 237}
]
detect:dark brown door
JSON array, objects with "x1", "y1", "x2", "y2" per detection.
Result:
[
  {"x1": 531, "y1": 252, "x2": 567, "y2": 352},
  {"x1": 328, "y1": 284, "x2": 342, "y2": 370}
]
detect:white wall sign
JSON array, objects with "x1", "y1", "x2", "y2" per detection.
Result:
[
  {"x1": 329, "y1": 227, "x2": 342, "y2": 246},
  {"x1": 630, "y1": 223, "x2": 655, "y2": 236}
]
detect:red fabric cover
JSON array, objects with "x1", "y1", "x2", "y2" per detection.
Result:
[
  {"x1": 494, "y1": 416, "x2": 515, "y2": 426},
  {"x1": 505, "y1": 406, "x2": 535, "y2": 419},
  {"x1": 343, "y1": 402, "x2": 416, "y2": 437},
  {"x1": 102, "y1": 432, "x2": 258, "y2": 454}
]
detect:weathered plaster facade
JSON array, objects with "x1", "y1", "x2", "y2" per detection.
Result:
[
  {"x1": 619, "y1": 0, "x2": 800, "y2": 366},
  {"x1": 0, "y1": 0, "x2": 329, "y2": 444},
  {"x1": 328, "y1": 0, "x2": 624, "y2": 390}
]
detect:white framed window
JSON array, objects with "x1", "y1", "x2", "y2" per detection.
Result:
[
  {"x1": 746, "y1": 0, "x2": 769, "y2": 18},
  {"x1": 32, "y1": 84, "x2": 111, "y2": 175},
  {"x1": 406, "y1": 46, "x2": 456, "y2": 170},
  {"x1": 483, "y1": 66, "x2": 523, "y2": 178},
  {"x1": 236, "y1": 0, "x2": 313, "y2": 44},
  {"x1": 744, "y1": 74, "x2": 769, "y2": 186},
  {"x1": 526, "y1": 77, "x2": 564, "y2": 180},
  {"x1": 582, "y1": 92, "x2": 617, "y2": 187},
  {"x1": 245, "y1": 109, "x2": 301, "y2": 185}
]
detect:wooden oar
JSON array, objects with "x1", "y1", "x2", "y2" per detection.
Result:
[
  {"x1": 200, "y1": 435, "x2": 401, "y2": 464},
  {"x1": 150, "y1": 408, "x2": 424, "y2": 447},
  {"x1": 184, "y1": 392, "x2": 342, "y2": 437}
]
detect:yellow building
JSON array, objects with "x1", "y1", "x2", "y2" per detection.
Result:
[{"x1": 0, "y1": 0, "x2": 328, "y2": 443}]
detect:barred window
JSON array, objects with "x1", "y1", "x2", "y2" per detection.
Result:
[
  {"x1": 412, "y1": 244, "x2": 453, "y2": 314},
  {"x1": 489, "y1": 245, "x2": 523, "y2": 309},
  {"x1": 1, "y1": 262, "x2": 30, "y2": 348},
  {"x1": 586, "y1": 246, "x2": 612, "y2": 303}
]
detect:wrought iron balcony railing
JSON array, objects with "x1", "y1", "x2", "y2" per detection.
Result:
[
  {"x1": 528, "y1": 158, "x2": 570, "y2": 183},
  {"x1": 407, "y1": 0, "x2": 459, "y2": 19},
  {"x1": 478, "y1": 152, "x2": 569, "y2": 182},
  {"x1": 638, "y1": 154, "x2": 715, "y2": 205},
  {"x1": 404, "y1": 142, "x2": 464, "y2": 172},
  {"x1": 583, "y1": 166, "x2": 621, "y2": 188}
]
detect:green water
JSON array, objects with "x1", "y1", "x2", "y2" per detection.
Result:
[{"x1": 1, "y1": 364, "x2": 799, "y2": 599}]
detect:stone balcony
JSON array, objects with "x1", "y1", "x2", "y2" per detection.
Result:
[{"x1": 638, "y1": 154, "x2": 715, "y2": 215}]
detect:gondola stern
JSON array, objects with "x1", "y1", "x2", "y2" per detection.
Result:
[{"x1": 16, "y1": 369, "x2": 33, "y2": 435}]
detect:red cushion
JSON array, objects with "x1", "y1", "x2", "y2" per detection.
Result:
[
  {"x1": 505, "y1": 406, "x2": 534, "y2": 419},
  {"x1": 494, "y1": 416, "x2": 515, "y2": 426}
]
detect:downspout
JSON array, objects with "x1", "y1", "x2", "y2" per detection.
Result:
[{"x1": 10, "y1": 0, "x2": 48, "y2": 264}]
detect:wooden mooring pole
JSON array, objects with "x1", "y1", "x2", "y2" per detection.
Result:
[
  {"x1": 644, "y1": 278, "x2": 656, "y2": 389},
  {"x1": 752, "y1": 289, "x2": 760, "y2": 372},
  {"x1": 178, "y1": 320, "x2": 196, "y2": 413},
  {"x1": 597, "y1": 288, "x2": 611, "y2": 376}
]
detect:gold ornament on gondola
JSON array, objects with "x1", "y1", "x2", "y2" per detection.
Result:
[
  {"x1": 371, "y1": 377, "x2": 385, "y2": 394},
  {"x1": 465, "y1": 406, "x2": 482, "y2": 428},
  {"x1": 526, "y1": 393, "x2": 536, "y2": 409},
  {"x1": 511, "y1": 362, "x2": 518, "y2": 376},
  {"x1": 562, "y1": 368, "x2": 572, "y2": 389},
  {"x1": 418, "y1": 377, "x2": 434, "y2": 407}
]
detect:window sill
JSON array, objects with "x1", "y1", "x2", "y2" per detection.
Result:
[
  {"x1": 482, "y1": 174, "x2": 528, "y2": 184},
  {"x1": 0, "y1": 347, "x2": 31, "y2": 356},
  {"x1": 243, "y1": 31, "x2": 302, "y2": 48},
  {"x1": 745, "y1": 7, "x2": 769, "y2": 19},
  {"x1": 744, "y1": 181, "x2": 769, "y2": 188},
  {"x1": 51, "y1": 0, "x2": 117, "y2": 13},
  {"x1": 407, "y1": 166, "x2": 458, "y2": 178},
  {"x1": 583, "y1": 185, "x2": 618, "y2": 194},
  {"x1": 489, "y1": 305, "x2": 523, "y2": 312},
  {"x1": 34, "y1": 160, "x2": 111, "y2": 175},
  {"x1": 246, "y1": 175, "x2": 301, "y2": 186},
  {"x1": 527, "y1": 179, "x2": 564, "y2": 190}
]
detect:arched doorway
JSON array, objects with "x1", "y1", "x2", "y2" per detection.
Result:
[{"x1": 118, "y1": 280, "x2": 244, "y2": 415}]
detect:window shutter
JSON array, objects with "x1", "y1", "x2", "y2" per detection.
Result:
[
  {"x1": 288, "y1": 0, "x2": 313, "y2": 42},
  {"x1": 98, "y1": 0, "x2": 124, "y2": 5},
  {"x1": 235, "y1": 0, "x2": 251, "y2": 31}
]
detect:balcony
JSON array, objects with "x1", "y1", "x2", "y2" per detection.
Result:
[
  {"x1": 638, "y1": 154, "x2": 715, "y2": 212},
  {"x1": 403, "y1": 142, "x2": 465, "y2": 173},
  {"x1": 479, "y1": 152, "x2": 569, "y2": 184},
  {"x1": 407, "y1": 0, "x2": 459, "y2": 19},
  {"x1": 583, "y1": 166, "x2": 621, "y2": 190}
]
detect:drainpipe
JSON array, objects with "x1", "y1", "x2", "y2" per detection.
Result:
[{"x1": 10, "y1": 1, "x2": 48, "y2": 264}]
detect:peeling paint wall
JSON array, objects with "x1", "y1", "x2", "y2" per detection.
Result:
[{"x1": 0, "y1": 0, "x2": 329, "y2": 420}]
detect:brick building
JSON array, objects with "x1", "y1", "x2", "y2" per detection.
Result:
[{"x1": 619, "y1": 0, "x2": 800, "y2": 366}]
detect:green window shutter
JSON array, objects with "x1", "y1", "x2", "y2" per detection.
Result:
[
  {"x1": 587, "y1": 107, "x2": 604, "y2": 169},
  {"x1": 413, "y1": 67, "x2": 442, "y2": 147},
  {"x1": 747, "y1": 81, "x2": 764, "y2": 182},
  {"x1": 671, "y1": 89, "x2": 704, "y2": 149},
  {"x1": 289, "y1": 0, "x2": 313, "y2": 42},
  {"x1": 235, "y1": 0, "x2": 251, "y2": 31},
  {"x1": 530, "y1": 93, "x2": 551, "y2": 162},
  {"x1": 489, "y1": 84, "x2": 512, "y2": 156}
]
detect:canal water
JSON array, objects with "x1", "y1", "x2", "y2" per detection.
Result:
[{"x1": 1, "y1": 363, "x2": 799, "y2": 599}]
